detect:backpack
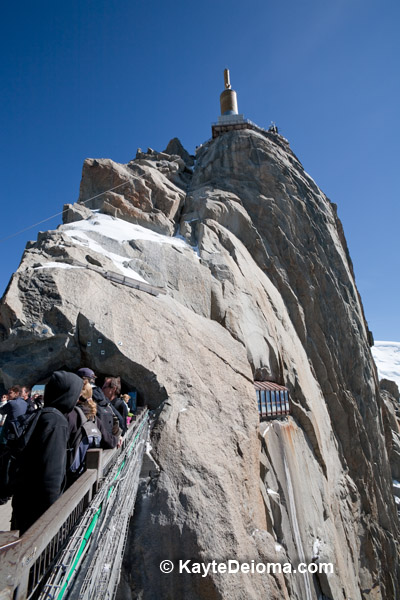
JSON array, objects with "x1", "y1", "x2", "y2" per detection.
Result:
[
  {"x1": 68, "y1": 406, "x2": 102, "y2": 477},
  {"x1": 5, "y1": 410, "x2": 40, "y2": 446},
  {"x1": 0, "y1": 407, "x2": 56, "y2": 501}
]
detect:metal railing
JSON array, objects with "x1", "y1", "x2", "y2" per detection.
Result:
[
  {"x1": 256, "y1": 389, "x2": 290, "y2": 419},
  {"x1": 41, "y1": 259, "x2": 167, "y2": 298},
  {"x1": 0, "y1": 408, "x2": 149, "y2": 600}
]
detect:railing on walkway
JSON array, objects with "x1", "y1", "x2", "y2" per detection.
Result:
[
  {"x1": 68, "y1": 260, "x2": 166, "y2": 297},
  {"x1": 255, "y1": 381, "x2": 290, "y2": 419},
  {"x1": 0, "y1": 408, "x2": 149, "y2": 600}
]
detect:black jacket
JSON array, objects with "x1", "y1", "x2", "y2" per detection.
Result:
[
  {"x1": 11, "y1": 371, "x2": 82, "y2": 534},
  {"x1": 92, "y1": 387, "x2": 122, "y2": 443},
  {"x1": 111, "y1": 397, "x2": 128, "y2": 433}
]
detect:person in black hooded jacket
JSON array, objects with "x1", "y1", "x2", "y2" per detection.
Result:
[
  {"x1": 11, "y1": 371, "x2": 82, "y2": 535},
  {"x1": 91, "y1": 386, "x2": 122, "y2": 445}
]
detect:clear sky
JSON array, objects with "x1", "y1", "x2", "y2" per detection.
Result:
[{"x1": 1, "y1": 0, "x2": 399, "y2": 340}]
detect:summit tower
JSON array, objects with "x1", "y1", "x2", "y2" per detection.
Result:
[
  {"x1": 220, "y1": 69, "x2": 239, "y2": 116},
  {"x1": 211, "y1": 69, "x2": 252, "y2": 139},
  {"x1": 211, "y1": 69, "x2": 279, "y2": 140}
]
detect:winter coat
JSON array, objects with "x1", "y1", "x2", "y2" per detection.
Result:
[
  {"x1": 92, "y1": 387, "x2": 121, "y2": 447},
  {"x1": 111, "y1": 397, "x2": 129, "y2": 433},
  {"x1": 11, "y1": 371, "x2": 82, "y2": 535},
  {"x1": 93, "y1": 387, "x2": 125, "y2": 432}
]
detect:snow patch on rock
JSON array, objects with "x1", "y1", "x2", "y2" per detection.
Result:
[{"x1": 372, "y1": 341, "x2": 400, "y2": 387}]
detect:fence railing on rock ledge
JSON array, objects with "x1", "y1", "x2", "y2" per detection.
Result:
[
  {"x1": 0, "y1": 408, "x2": 149, "y2": 600},
  {"x1": 254, "y1": 381, "x2": 290, "y2": 419}
]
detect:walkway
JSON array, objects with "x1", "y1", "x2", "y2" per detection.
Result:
[{"x1": 0, "y1": 408, "x2": 149, "y2": 600}]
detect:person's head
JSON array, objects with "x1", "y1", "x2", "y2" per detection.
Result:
[
  {"x1": 80, "y1": 381, "x2": 93, "y2": 401},
  {"x1": 1, "y1": 394, "x2": 8, "y2": 403},
  {"x1": 8, "y1": 385, "x2": 22, "y2": 400},
  {"x1": 43, "y1": 371, "x2": 83, "y2": 414},
  {"x1": 102, "y1": 377, "x2": 121, "y2": 401},
  {"x1": 121, "y1": 394, "x2": 130, "y2": 404},
  {"x1": 21, "y1": 386, "x2": 31, "y2": 400},
  {"x1": 78, "y1": 381, "x2": 97, "y2": 418},
  {"x1": 77, "y1": 367, "x2": 96, "y2": 386}
]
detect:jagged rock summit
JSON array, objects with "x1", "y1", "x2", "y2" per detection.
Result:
[
  {"x1": 75, "y1": 140, "x2": 194, "y2": 238},
  {"x1": 1, "y1": 125, "x2": 399, "y2": 599}
]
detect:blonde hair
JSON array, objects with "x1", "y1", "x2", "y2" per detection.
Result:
[
  {"x1": 80, "y1": 381, "x2": 92, "y2": 400},
  {"x1": 82, "y1": 398, "x2": 97, "y2": 419},
  {"x1": 79, "y1": 382, "x2": 97, "y2": 419}
]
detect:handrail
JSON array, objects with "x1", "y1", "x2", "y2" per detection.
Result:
[
  {"x1": 0, "y1": 409, "x2": 149, "y2": 600},
  {"x1": 2, "y1": 470, "x2": 97, "y2": 599},
  {"x1": 67, "y1": 260, "x2": 167, "y2": 297},
  {"x1": 42, "y1": 410, "x2": 149, "y2": 599}
]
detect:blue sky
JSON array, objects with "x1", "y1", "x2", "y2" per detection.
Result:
[{"x1": 1, "y1": 0, "x2": 399, "y2": 340}]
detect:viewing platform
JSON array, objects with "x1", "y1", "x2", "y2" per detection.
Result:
[
  {"x1": 211, "y1": 114, "x2": 273, "y2": 139},
  {"x1": 0, "y1": 408, "x2": 150, "y2": 600}
]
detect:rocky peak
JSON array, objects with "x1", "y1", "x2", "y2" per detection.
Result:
[
  {"x1": 0, "y1": 128, "x2": 399, "y2": 599},
  {"x1": 74, "y1": 140, "x2": 194, "y2": 239},
  {"x1": 380, "y1": 378, "x2": 400, "y2": 400},
  {"x1": 163, "y1": 137, "x2": 195, "y2": 167}
]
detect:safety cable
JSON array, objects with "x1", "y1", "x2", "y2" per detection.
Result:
[
  {"x1": 56, "y1": 507, "x2": 102, "y2": 600},
  {"x1": 50, "y1": 415, "x2": 148, "y2": 600},
  {"x1": 0, "y1": 181, "x2": 130, "y2": 245}
]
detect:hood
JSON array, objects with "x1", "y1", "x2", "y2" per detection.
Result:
[{"x1": 43, "y1": 371, "x2": 83, "y2": 414}]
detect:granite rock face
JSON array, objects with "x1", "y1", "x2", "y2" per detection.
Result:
[
  {"x1": 381, "y1": 389, "x2": 400, "y2": 481},
  {"x1": 1, "y1": 132, "x2": 399, "y2": 599},
  {"x1": 77, "y1": 152, "x2": 188, "y2": 236},
  {"x1": 163, "y1": 137, "x2": 195, "y2": 167},
  {"x1": 380, "y1": 378, "x2": 400, "y2": 400}
]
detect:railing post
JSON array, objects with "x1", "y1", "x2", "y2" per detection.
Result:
[
  {"x1": 0, "y1": 532, "x2": 23, "y2": 600},
  {"x1": 86, "y1": 449, "x2": 103, "y2": 493}
]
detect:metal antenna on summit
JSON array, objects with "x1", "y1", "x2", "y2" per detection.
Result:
[
  {"x1": 220, "y1": 68, "x2": 238, "y2": 115},
  {"x1": 224, "y1": 68, "x2": 231, "y2": 89}
]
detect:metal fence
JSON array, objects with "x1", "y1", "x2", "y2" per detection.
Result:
[
  {"x1": 254, "y1": 382, "x2": 290, "y2": 419},
  {"x1": 0, "y1": 409, "x2": 149, "y2": 600}
]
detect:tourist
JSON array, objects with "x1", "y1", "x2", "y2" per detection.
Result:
[
  {"x1": 21, "y1": 386, "x2": 36, "y2": 411},
  {"x1": 103, "y1": 378, "x2": 128, "y2": 433},
  {"x1": 11, "y1": 371, "x2": 83, "y2": 534},
  {"x1": 77, "y1": 368, "x2": 121, "y2": 448},
  {"x1": 65, "y1": 381, "x2": 102, "y2": 486},
  {"x1": 0, "y1": 386, "x2": 27, "y2": 440}
]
